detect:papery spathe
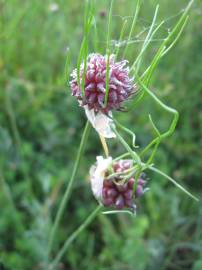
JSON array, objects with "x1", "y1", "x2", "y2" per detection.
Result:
[{"x1": 90, "y1": 156, "x2": 112, "y2": 201}]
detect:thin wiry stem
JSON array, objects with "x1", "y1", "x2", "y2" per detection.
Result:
[
  {"x1": 65, "y1": 48, "x2": 70, "y2": 82},
  {"x1": 131, "y1": 4, "x2": 160, "y2": 73},
  {"x1": 144, "y1": 114, "x2": 161, "y2": 166},
  {"x1": 146, "y1": 165, "x2": 198, "y2": 202},
  {"x1": 115, "y1": 18, "x2": 128, "y2": 59},
  {"x1": 47, "y1": 121, "x2": 91, "y2": 259},
  {"x1": 0, "y1": 168, "x2": 16, "y2": 211},
  {"x1": 77, "y1": 1, "x2": 94, "y2": 96},
  {"x1": 135, "y1": 76, "x2": 179, "y2": 157},
  {"x1": 114, "y1": 152, "x2": 130, "y2": 161},
  {"x1": 122, "y1": 0, "x2": 141, "y2": 58},
  {"x1": 111, "y1": 130, "x2": 197, "y2": 201},
  {"x1": 102, "y1": 210, "x2": 134, "y2": 216},
  {"x1": 5, "y1": 88, "x2": 32, "y2": 192},
  {"x1": 99, "y1": 135, "x2": 109, "y2": 157},
  {"x1": 112, "y1": 126, "x2": 142, "y2": 186},
  {"x1": 49, "y1": 205, "x2": 102, "y2": 270},
  {"x1": 114, "y1": 118, "x2": 138, "y2": 148},
  {"x1": 133, "y1": 20, "x2": 165, "y2": 74},
  {"x1": 104, "y1": 0, "x2": 114, "y2": 106},
  {"x1": 162, "y1": 16, "x2": 189, "y2": 56},
  {"x1": 112, "y1": 126, "x2": 141, "y2": 167},
  {"x1": 92, "y1": 12, "x2": 98, "y2": 52},
  {"x1": 142, "y1": 0, "x2": 194, "y2": 85}
]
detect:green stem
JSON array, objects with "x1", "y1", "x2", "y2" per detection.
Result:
[
  {"x1": 0, "y1": 168, "x2": 16, "y2": 212},
  {"x1": 136, "y1": 77, "x2": 179, "y2": 157},
  {"x1": 47, "y1": 121, "x2": 91, "y2": 258},
  {"x1": 5, "y1": 88, "x2": 32, "y2": 193},
  {"x1": 107, "y1": 165, "x2": 136, "y2": 180},
  {"x1": 145, "y1": 164, "x2": 198, "y2": 202},
  {"x1": 104, "y1": 0, "x2": 114, "y2": 106},
  {"x1": 122, "y1": 0, "x2": 141, "y2": 59},
  {"x1": 114, "y1": 119, "x2": 138, "y2": 148},
  {"x1": 141, "y1": 0, "x2": 194, "y2": 85},
  {"x1": 131, "y1": 4, "x2": 160, "y2": 73},
  {"x1": 115, "y1": 19, "x2": 128, "y2": 59},
  {"x1": 114, "y1": 152, "x2": 130, "y2": 161},
  {"x1": 112, "y1": 126, "x2": 141, "y2": 167},
  {"x1": 77, "y1": 1, "x2": 94, "y2": 96},
  {"x1": 112, "y1": 126, "x2": 142, "y2": 186},
  {"x1": 144, "y1": 114, "x2": 161, "y2": 166},
  {"x1": 49, "y1": 205, "x2": 102, "y2": 269}
]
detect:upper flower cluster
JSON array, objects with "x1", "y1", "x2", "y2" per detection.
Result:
[{"x1": 70, "y1": 53, "x2": 135, "y2": 114}]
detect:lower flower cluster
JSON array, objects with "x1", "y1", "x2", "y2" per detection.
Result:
[
  {"x1": 102, "y1": 178, "x2": 136, "y2": 210},
  {"x1": 90, "y1": 157, "x2": 148, "y2": 213}
]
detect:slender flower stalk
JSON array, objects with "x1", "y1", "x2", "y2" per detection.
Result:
[
  {"x1": 99, "y1": 135, "x2": 109, "y2": 157},
  {"x1": 47, "y1": 121, "x2": 91, "y2": 258},
  {"x1": 49, "y1": 205, "x2": 102, "y2": 270},
  {"x1": 112, "y1": 126, "x2": 141, "y2": 168}
]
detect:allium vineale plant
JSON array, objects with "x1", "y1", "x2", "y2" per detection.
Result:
[{"x1": 47, "y1": 1, "x2": 198, "y2": 269}]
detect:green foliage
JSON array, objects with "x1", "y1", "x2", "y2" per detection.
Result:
[{"x1": 0, "y1": 0, "x2": 201, "y2": 269}]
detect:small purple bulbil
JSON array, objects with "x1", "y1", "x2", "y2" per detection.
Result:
[
  {"x1": 136, "y1": 178, "x2": 146, "y2": 198},
  {"x1": 70, "y1": 53, "x2": 136, "y2": 114}
]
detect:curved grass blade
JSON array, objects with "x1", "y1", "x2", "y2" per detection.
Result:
[
  {"x1": 162, "y1": 16, "x2": 189, "y2": 56},
  {"x1": 136, "y1": 76, "x2": 179, "y2": 157},
  {"x1": 115, "y1": 19, "x2": 128, "y2": 59},
  {"x1": 112, "y1": 126, "x2": 141, "y2": 166},
  {"x1": 132, "y1": 20, "x2": 165, "y2": 73},
  {"x1": 114, "y1": 119, "x2": 138, "y2": 148},
  {"x1": 104, "y1": 0, "x2": 114, "y2": 106},
  {"x1": 49, "y1": 205, "x2": 102, "y2": 269},
  {"x1": 65, "y1": 48, "x2": 70, "y2": 82},
  {"x1": 122, "y1": 0, "x2": 142, "y2": 58},
  {"x1": 147, "y1": 165, "x2": 199, "y2": 202},
  {"x1": 131, "y1": 4, "x2": 160, "y2": 73},
  {"x1": 102, "y1": 210, "x2": 134, "y2": 216},
  {"x1": 144, "y1": 114, "x2": 161, "y2": 165},
  {"x1": 142, "y1": 0, "x2": 195, "y2": 85},
  {"x1": 77, "y1": 1, "x2": 94, "y2": 96}
]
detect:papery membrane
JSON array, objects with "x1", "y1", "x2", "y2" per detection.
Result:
[
  {"x1": 85, "y1": 107, "x2": 116, "y2": 138},
  {"x1": 90, "y1": 156, "x2": 112, "y2": 201}
]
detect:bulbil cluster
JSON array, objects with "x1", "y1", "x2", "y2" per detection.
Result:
[
  {"x1": 70, "y1": 53, "x2": 135, "y2": 114},
  {"x1": 102, "y1": 160, "x2": 147, "y2": 211}
]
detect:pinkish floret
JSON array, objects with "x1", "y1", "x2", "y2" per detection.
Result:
[{"x1": 70, "y1": 53, "x2": 136, "y2": 114}]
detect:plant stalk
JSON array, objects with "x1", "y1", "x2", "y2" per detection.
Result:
[
  {"x1": 49, "y1": 205, "x2": 102, "y2": 269},
  {"x1": 47, "y1": 121, "x2": 91, "y2": 258}
]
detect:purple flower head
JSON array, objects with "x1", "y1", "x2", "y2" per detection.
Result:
[
  {"x1": 70, "y1": 53, "x2": 136, "y2": 114},
  {"x1": 90, "y1": 157, "x2": 148, "y2": 213},
  {"x1": 102, "y1": 178, "x2": 136, "y2": 211}
]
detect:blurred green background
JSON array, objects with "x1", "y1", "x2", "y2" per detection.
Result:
[{"x1": 0, "y1": 0, "x2": 202, "y2": 269}]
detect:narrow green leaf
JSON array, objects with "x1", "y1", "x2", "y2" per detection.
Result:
[
  {"x1": 104, "y1": 0, "x2": 114, "y2": 106},
  {"x1": 115, "y1": 19, "x2": 128, "y2": 59},
  {"x1": 123, "y1": 0, "x2": 142, "y2": 58},
  {"x1": 148, "y1": 165, "x2": 199, "y2": 202}
]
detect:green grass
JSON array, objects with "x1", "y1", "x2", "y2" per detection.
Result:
[{"x1": 0, "y1": 0, "x2": 202, "y2": 269}]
